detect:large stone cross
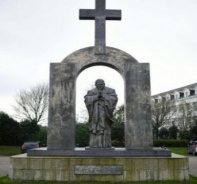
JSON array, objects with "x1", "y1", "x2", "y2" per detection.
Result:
[{"x1": 79, "y1": 0, "x2": 121, "y2": 55}]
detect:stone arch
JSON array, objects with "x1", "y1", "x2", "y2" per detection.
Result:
[
  {"x1": 60, "y1": 46, "x2": 138, "y2": 77},
  {"x1": 47, "y1": 47, "x2": 153, "y2": 150},
  {"x1": 77, "y1": 62, "x2": 122, "y2": 79}
]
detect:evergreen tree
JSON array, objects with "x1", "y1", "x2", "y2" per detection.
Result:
[
  {"x1": 169, "y1": 125, "x2": 178, "y2": 139},
  {"x1": 0, "y1": 111, "x2": 20, "y2": 146}
]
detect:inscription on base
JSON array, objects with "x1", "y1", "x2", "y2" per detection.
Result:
[{"x1": 75, "y1": 165, "x2": 123, "y2": 175}]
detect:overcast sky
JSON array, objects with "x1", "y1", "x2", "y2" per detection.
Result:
[{"x1": 0, "y1": 0, "x2": 197, "y2": 123}]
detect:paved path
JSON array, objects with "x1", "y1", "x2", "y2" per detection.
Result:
[
  {"x1": 0, "y1": 156, "x2": 197, "y2": 177},
  {"x1": 0, "y1": 157, "x2": 10, "y2": 177},
  {"x1": 188, "y1": 155, "x2": 197, "y2": 177}
]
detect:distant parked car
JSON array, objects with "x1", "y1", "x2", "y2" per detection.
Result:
[
  {"x1": 21, "y1": 141, "x2": 42, "y2": 153},
  {"x1": 188, "y1": 141, "x2": 197, "y2": 155}
]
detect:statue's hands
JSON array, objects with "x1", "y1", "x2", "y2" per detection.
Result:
[
  {"x1": 97, "y1": 94, "x2": 101, "y2": 100},
  {"x1": 98, "y1": 91, "x2": 105, "y2": 101},
  {"x1": 98, "y1": 95, "x2": 105, "y2": 101}
]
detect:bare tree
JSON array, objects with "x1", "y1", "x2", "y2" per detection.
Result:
[
  {"x1": 176, "y1": 100, "x2": 196, "y2": 139},
  {"x1": 152, "y1": 100, "x2": 176, "y2": 139},
  {"x1": 114, "y1": 104, "x2": 124, "y2": 124},
  {"x1": 13, "y1": 83, "x2": 49, "y2": 124}
]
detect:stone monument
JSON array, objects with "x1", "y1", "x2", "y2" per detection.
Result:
[
  {"x1": 9, "y1": 0, "x2": 189, "y2": 181},
  {"x1": 45, "y1": 0, "x2": 155, "y2": 152}
]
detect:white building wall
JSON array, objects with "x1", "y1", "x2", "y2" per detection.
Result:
[{"x1": 151, "y1": 83, "x2": 197, "y2": 130}]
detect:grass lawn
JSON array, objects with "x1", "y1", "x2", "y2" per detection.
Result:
[
  {"x1": 169, "y1": 147, "x2": 188, "y2": 156},
  {"x1": 0, "y1": 146, "x2": 21, "y2": 156},
  {"x1": 0, "y1": 175, "x2": 197, "y2": 184}
]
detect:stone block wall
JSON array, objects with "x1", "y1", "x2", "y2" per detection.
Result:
[{"x1": 9, "y1": 154, "x2": 189, "y2": 181}]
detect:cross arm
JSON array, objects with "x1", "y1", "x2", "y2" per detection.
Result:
[
  {"x1": 79, "y1": 9, "x2": 96, "y2": 20},
  {"x1": 79, "y1": 9, "x2": 121, "y2": 20},
  {"x1": 105, "y1": 10, "x2": 121, "y2": 20}
]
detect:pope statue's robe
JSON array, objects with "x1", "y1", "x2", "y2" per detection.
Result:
[{"x1": 84, "y1": 87, "x2": 118, "y2": 148}]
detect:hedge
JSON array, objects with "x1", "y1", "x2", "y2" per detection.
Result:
[
  {"x1": 153, "y1": 139, "x2": 189, "y2": 147},
  {"x1": 111, "y1": 139, "x2": 189, "y2": 148},
  {"x1": 112, "y1": 140, "x2": 125, "y2": 147}
]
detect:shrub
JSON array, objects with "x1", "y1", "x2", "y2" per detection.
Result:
[
  {"x1": 153, "y1": 139, "x2": 189, "y2": 147},
  {"x1": 75, "y1": 123, "x2": 89, "y2": 147},
  {"x1": 112, "y1": 140, "x2": 125, "y2": 147}
]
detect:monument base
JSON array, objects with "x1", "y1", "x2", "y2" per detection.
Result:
[
  {"x1": 27, "y1": 147, "x2": 171, "y2": 157},
  {"x1": 9, "y1": 153, "x2": 189, "y2": 181}
]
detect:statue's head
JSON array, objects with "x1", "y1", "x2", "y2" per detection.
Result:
[{"x1": 95, "y1": 79, "x2": 105, "y2": 90}]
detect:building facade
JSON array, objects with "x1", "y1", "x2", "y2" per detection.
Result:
[
  {"x1": 152, "y1": 83, "x2": 197, "y2": 105},
  {"x1": 151, "y1": 83, "x2": 197, "y2": 138}
]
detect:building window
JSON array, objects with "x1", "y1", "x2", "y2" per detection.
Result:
[
  {"x1": 162, "y1": 97, "x2": 166, "y2": 102},
  {"x1": 155, "y1": 99, "x2": 158, "y2": 103},
  {"x1": 170, "y1": 95, "x2": 174, "y2": 100},
  {"x1": 179, "y1": 92, "x2": 184, "y2": 98},
  {"x1": 190, "y1": 89, "x2": 195, "y2": 96}
]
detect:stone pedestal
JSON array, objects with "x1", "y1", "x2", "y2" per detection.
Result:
[
  {"x1": 9, "y1": 154, "x2": 189, "y2": 181},
  {"x1": 27, "y1": 147, "x2": 171, "y2": 157}
]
